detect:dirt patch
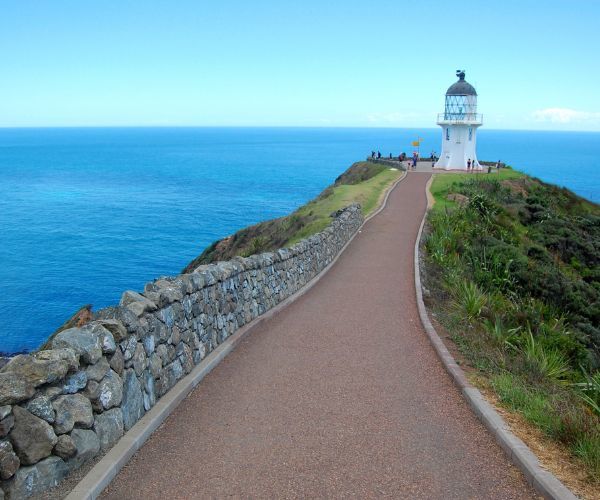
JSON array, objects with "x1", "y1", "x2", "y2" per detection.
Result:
[{"x1": 501, "y1": 179, "x2": 530, "y2": 198}]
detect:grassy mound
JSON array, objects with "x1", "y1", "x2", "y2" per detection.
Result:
[
  {"x1": 423, "y1": 170, "x2": 600, "y2": 482},
  {"x1": 182, "y1": 161, "x2": 401, "y2": 272}
]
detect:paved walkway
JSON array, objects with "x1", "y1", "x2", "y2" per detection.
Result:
[{"x1": 102, "y1": 173, "x2": 534, "y2": 499}]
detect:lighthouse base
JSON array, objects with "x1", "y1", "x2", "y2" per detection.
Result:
[{"x1": 435, "y1": 122, "x2": 481, "y2": 170}]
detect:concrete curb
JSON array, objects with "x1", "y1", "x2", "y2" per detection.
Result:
[
  {"x1": 413, "y1": 176, "x2": 577, "y2": 500},
  {"x1": 66, "y1": 170, "x2": 408, "y2": 500}
]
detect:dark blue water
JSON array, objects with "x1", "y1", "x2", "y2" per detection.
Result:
[{"x1": 1, "y1": 127, "x2": 599, "y2": 353}]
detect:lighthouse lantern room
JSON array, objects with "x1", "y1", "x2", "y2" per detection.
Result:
[{"x1": 434, "y1": 70, "x2": 483, "y2": 170}]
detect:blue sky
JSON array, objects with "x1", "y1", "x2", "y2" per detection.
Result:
[{"x1": 1, "y1": 0, "x2": 599, "y2": 130}]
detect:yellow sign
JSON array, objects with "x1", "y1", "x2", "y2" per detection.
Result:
[{"x1": 411, "y1": 140, "x2": 420, "y2": 147}]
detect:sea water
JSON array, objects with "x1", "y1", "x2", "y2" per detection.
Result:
[{"x1": 1, "y1": 127, "x2": 599, "y2": 353}]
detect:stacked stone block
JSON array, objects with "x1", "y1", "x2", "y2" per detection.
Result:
[{"x1": 0, "y1": 204, "x2": 362, "y2": 498}]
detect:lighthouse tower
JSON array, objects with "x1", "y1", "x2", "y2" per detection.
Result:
[{"x1": 434, "y1": 70, "x2": 483, "y2": 170}]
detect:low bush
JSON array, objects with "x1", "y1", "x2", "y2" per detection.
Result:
[{"x1": 424, "y1": 172, "x2": 600, "y2": 481}]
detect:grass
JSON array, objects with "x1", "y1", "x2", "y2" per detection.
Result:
[
  {"x1": 286, "y1": 167, "x2": 401, "y2": 245},
  {"x1": 182, "y1": 162, "x2": 402, "y2": 270},
  {"x1": 430, "y1": 168, "x2": 524, "y2": 214},
  {"x1": 421, "y1": 169, "x2": 600, "y2": 484}
]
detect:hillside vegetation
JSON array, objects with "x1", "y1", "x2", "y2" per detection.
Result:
[
  {"x1": 422, "y1": 170, "x2": 600, "y2": 482},
  {"x1": 182, "y1": 162, "x2": 401, "y2": 272}
]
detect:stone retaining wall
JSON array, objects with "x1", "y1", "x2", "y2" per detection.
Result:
[{"x1": 0, "y1": 204, "x2": 363, "y2": 499}]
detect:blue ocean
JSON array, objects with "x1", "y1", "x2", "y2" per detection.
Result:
[{"x1": 1, "y1": 127, "x2": 599, "y2": 354}]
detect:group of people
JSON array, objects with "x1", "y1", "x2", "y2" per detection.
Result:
[{"x1": 370, "y1": 148, "x2": 503, "y2": 173}]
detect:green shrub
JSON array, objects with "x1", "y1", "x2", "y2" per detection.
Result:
[
  {"x1": 451, "y1": 280, "x2": 487, "y2": 323},
  {"x1": 521, "y1": 329, "x2": 571, "y2": 382}
]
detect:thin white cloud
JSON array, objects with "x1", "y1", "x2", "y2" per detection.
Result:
[{"x1": 531, "y1": 107, "x2": 600, "y2": 124}]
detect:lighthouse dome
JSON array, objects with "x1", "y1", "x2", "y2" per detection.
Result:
[{"x1": 446, "y1": 71, "x2": 477, "y2": 96}]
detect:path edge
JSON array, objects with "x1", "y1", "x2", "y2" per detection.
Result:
[
  {"x1": 413, "y1": 175, "x2": 578, "y2": 500},
  {"x1": 66, "y1": 170, "x2": 407, "y2": 500}
]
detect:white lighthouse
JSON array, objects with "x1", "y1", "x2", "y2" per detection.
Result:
[{"x1": 434, "y1": 70, "x2": 483, "y2": 170}]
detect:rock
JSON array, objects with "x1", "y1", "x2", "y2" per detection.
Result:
[
  {"x1": 25, "y1": 396, "x2": 55, "y2": 424},
  {"x1": 179, "y1": 343, "x2": 194, "y2": 375},
  {"x1": 132, "y1": 343, "x2": 146, "y2": 376},
  {"x1": 156, "y1": 360, "x2": 182, "y2": 397},
  {"x1": 94, "y1": 408, "x2": 123, "y2": 451},
  {"x1": 0, "y1": 406, "x2": 11, "y2": 421},
  {"x1": 95, "y1": 306, "x2": 140, "y2": 337},
  {"x1": 40, "y1": 385, "x2": 64, "y2": 401},
  {"x1": 155, "y1": 283, "x2": 183, "y2": 308},
  {"x1": 156, "y1": 344, "x2": 169, "y2": 365},
  {"x1": 109, "y1": 349, "x2": 124, "y2": 376},
  {"x1": 68, "y1": 429, "x2": 100, "y2": 468},
  {"x1": 3, "y1": 456, "x2": 69, "y2": 498},
  {"x1": 51, "y1": 327, "x2": 102, "y2": 365},
  {"x1": 86, "y1": 357, "x2": 110, "y2": 382},
  {"x1": 447, "y1": 193, "x2": 469, "y2": 205},
  {"x1": 0, "y1": 440, "x2": 19, "y2": 480},
  {"x1": 149, "y1": 353, "x2": 162, "y2": 378},
  {"x1": 52, "y1": 394, "x2": 93, "y2": 434},
  {"x1": 120, "y1": 290, "x2": 158, "y2": 317},
  {"x1": 87, "y1": 370, "x2": 123, "y2": 411},
  {"x1": 121, "y1": 370, "x2": 144, "y2": 431},
  {"x1": 34, "y1": 348, "x2": 79, "y2": 372},
  {"x1": 96, "y1": 319, "x2": 128, "y2": 342},
  {"x1": 142, "y1": 371, "x2": 155, "y2": 411},
  {"x1": 9, "y1": 406, "x2": 57, "y2": 465},
  {"x1": 120, "y1": 336, "x2": 137, "y2": 361},
  {"x1": 0, "y1": 415, "x2": 14, "y2": 438},
  {"x1": 0, "y1": 354, "x2": 69, "y2": 388},
  {"x1": 62, "y1": 371, "x2": 88, "y2": 394},
  {"x1": 91, "y1": 324, "x2": 117, "y2": 354},
  {"x1": 142, "y1": 334, "x2": 155, "y2": 356},
  {"x1": 53, "y1": 434, "x2": 76, "y2": 459}
]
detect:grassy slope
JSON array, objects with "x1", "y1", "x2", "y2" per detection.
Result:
[
  {"x1": 430, "y1": 169, "x2": 525, "y2": 214},
  {"x1": 182, "y1": 162, "x2": 402, "y2": 271},
  {"x1": 423, "y1": 169, "x2": 600, "y2": 485},
  {"x1": 287, "y1": 167, "x2": 401, "y2": 245}
]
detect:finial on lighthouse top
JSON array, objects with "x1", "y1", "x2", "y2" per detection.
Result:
[{"x1": 446, "y1": 69, "x2": 477, "y2": 96}]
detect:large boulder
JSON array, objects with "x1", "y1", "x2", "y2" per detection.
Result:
[
  {"x1": 120, "y1": 291, "x2": 158, "y2": 317},
  {"x1": 51, "y1": 327, "x2": 103, "y2": 365},
  {"x1": 9, "y1": 406, "x2": 57, "y2": 465},
  {"x1": 67, "y1": 429, "x2": 100, "y2": 469},
  {"x1": 0, "y1": 440, "x2": 19, "y2": 480},
  {"x1": 121, "y1": 370, "x2": 144, "y2": 431},
  {"x1": 52, "y1": 394, "x2": 94, "y2": 434},
  {"x1": 33, "y1": 348, "x2": 79, "y2": 372},
  {"x1": 3, "y1": 456, "x2": 69, "y2": 498},
  {"x1": 0, "y1": 354, "x2": 69, "y2": 388},
  {"x1": 94, "y1": 408, "x2": 124, "y2": 451},
  {"x1": 86, "y1": 357, "x2": 110, "y2": 382},
  {"x1": 96, "y1": 318, "x2": 128, "y2": 343}
]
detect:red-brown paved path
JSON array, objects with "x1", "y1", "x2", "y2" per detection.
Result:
[{"x1": 102, "y1": 173, "x2": 535, "y2": 499}]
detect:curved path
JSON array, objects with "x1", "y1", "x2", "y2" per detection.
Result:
[{"x1": 102, "y1": 173, "x2": 534, "y2": 499}]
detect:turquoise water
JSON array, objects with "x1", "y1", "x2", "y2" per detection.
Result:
[{"x1": 1, "y1": 127, "x2": 599, "y2": 354}]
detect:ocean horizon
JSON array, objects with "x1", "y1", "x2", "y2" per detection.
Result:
[{"x1": 1, "y1": 126, "x2": 599, "y2": 354}]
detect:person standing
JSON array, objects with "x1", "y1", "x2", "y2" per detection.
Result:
[{"x1": 467, "y1": 159, "x2": 472, "y2": 171}]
